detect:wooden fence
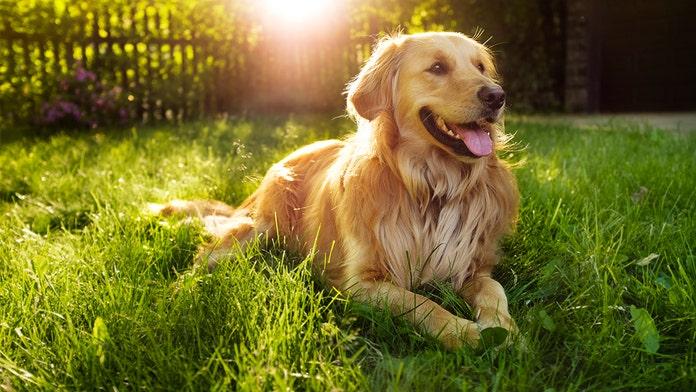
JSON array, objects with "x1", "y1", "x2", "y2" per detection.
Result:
[{"x1": 0, "y1": 2, "x2": 371, "y2": 127}]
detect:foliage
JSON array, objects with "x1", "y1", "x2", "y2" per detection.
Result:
[
  {"x1": 1, "y1": 116, "x2": 695, "y2": 390},
  {"x1": 1, "y1": 0, "x2": 567, "y2": 134},
  {"x1": 0, "y1": 0, "x2": 260, "y2": 131},
  {"x1": 38, "y1": 63, "x2": 134, "y2": 130}
]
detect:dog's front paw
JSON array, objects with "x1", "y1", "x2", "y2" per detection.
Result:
[
  {"x1": 477, "y1": 315, "x2": 522, "y2": 349},
  {"x1": 437, "y1": 316, "x2": 480, "y2": 351},
  {"x1": 438, "y1": 319, "x2": 518, "y2": 351},
  {"x1": 477, "y1": 306, "x2": 517, "y2": 331}
]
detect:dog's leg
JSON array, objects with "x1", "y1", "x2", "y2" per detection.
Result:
[
  {"x1": 150, "y1": 200, "x2": 271, "y2": 271},
  {"x1": 348, "y1": 279, "x2": 480, "y2": 350},
  {"x1": 148, "y1": 199, "x2": 236, "y2": 219},
  {"x1": 196, "y1": 210, "x2": 259, "y2": 271},
  {"x1": 461, "y1": 275, "x2": 517, "y2": 340}
]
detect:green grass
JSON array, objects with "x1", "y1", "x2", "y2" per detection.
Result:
[{"x1": 1, "y1": 116, "x2": 694, "y2": 391}]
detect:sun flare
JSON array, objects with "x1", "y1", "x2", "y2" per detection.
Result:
[{"x1": 260, "y1": 0, "x2": 331, "y2": 25}]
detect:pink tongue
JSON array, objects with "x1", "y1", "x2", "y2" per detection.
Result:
[{"x1": 451, "y1": 123, "x2": 493, "y2": 156}]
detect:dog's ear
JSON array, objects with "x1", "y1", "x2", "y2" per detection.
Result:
[{"x1": 346, "y1": 35, "x2": 402, "y2": 121}]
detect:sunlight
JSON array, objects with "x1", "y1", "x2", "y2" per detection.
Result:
[{"x1": 260, "y1": 0, "x2": 331, "y2": 26}]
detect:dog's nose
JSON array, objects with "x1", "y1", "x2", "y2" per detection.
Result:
[{"x1": 478, "y1": 86, "x2": 506, "y2": 110}]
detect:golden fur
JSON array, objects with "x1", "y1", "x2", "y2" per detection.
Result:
[{"x1": 152, "y1": 32, "x2": 519, "y2": 350}]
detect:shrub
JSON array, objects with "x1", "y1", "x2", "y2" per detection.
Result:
[{"x1": 38, "y1": 63, "x2": 135, "y2": 130}]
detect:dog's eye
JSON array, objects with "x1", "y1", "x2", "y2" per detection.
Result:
[
  {"x1": 428, "y1": 62, "x2": 447, "y2": 75},
  {"x1": 477, "y1": 62, "x2": 485, "y2": 73}
]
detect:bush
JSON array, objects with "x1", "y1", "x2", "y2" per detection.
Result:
[{"x1": 38, "y1": 63, "x2": 135, "y2": 130}]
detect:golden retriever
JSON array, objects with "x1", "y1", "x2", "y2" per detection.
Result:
[{"x1": 151, "y1": 32, "x2": 519, "y2": 350}]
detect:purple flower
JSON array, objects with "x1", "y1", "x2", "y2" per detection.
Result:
[
  {"x1": 45, "y1": 108, "x2": 58, "y2": 122},
  {"x1": 39, "y1": 63, "x2": 134, "y2": 129},
  {"x1": 74, "y1": 67, "x2": 96, "y2": 83}
]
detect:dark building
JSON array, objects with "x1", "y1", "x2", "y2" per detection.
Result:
[{"x1": 565, "y1": 0, "x2": 696, "y2": 112}]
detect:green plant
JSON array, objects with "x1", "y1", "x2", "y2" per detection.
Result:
[
  {"x1": 0, "y1": 117, "x2": 694, "y2": 390},
  {"x1": 38, "y1": 63, "x2": 134, "y2": 130}
]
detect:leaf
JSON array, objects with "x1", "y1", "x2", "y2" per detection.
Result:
[
  {"x1": 629, "y1": 306, "x2": 660, "y2": 354},
  {"x1": 655, "y1": 273, "x2": 673, "y2": 289},
  {"x1": 541, "y1": 259, "x2": 564, "y2": 279},
  {"x1": 479, "y1": 327, "x2": 509, "y2": 349},
  {"x1": 538, "y1": 309, "x2": 556, "y2": 332},
  {"x1": 635, "y1": 253, "x2": 659, "y2": 266}
]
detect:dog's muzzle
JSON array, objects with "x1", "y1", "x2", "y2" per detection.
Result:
[{"x1": 419, "y1": 108, "x2": 494, "y2": 158}]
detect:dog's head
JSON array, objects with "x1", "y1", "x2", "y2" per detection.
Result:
[{"x1": 347, "y1": 32, "x2": 506, "y2": 160}]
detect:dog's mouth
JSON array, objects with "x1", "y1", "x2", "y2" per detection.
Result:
[{"x1": 419, "y1": 108, "x2": 494, "y2": 158}]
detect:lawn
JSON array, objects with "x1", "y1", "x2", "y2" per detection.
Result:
[{"x1": 0, "y1": 116, "x2": 694, "y2": 391}]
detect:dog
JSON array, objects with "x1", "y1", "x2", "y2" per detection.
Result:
[{"x1": 151, "y1": 32, "x2": 519, "y2": 350}]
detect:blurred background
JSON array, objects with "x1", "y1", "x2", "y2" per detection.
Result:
[{"x1": 1, "y1": 0, "x2": 695, "y2": 131}]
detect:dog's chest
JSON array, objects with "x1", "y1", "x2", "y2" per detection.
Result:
[{"x1": 377, "y1": 196, "x2": 482, "y2": 288}]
